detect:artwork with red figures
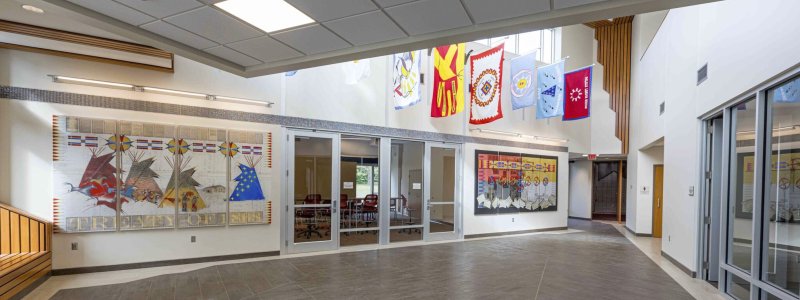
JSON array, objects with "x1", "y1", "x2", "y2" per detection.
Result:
[{"x1": 474, "y1": 150, "x2": 558, "y2": 215}]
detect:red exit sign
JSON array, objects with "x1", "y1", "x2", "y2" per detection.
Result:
[{"x1": 587, "y1": 154, "x2": 598, "y2": 161}]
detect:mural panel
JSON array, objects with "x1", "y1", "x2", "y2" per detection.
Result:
[{"x1": 474, "y1": 150, "x2": 558, "y2": 215}]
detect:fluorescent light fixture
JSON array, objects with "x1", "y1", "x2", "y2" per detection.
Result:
[
  {"x1": 582, "y1": 154, "x2": 588, "y2": 157},
  {"x1": 142, "y1": 87, "x2": 207, "y2": 98},
  {"x1": 50, "y1": 74, "x2": 277, "y2": 107},
  {"x1": 737, "y1": 125, "x2": 799, "y2": 135},
  {"x1": 50, "y1": 75, "x2": 134, "y2": 89},
  {"x1": 216, "y1": 0, "x2": 314, "y2": 33},
  {"x1": 212, "y1": 95, "x2": 274, "y2": 107},
  {"x1": 22, "y1": 5, "x2": 44, "y2": 13},
  {"x1": 469, "y1": 128, "x2": 519, "y2": 137},
  {"x1": 470, "y1": 128, "x2": 569, "y2": 143},
  {"x1": 531, "y1": 135, "x2": 569, "y2": 143}
]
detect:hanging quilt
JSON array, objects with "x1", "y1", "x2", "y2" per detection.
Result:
[
  {"x1": 431, "y1": 43, "x2": 465, "y2": 118},
  {"x1": 393, "y1": 50, "x2": 422, "y2": 109},
  {"x1": 510, "y1": 51, "x2": 537, "y2": 110},
  {"x1": 469, "y1": 43, "x2": 505, "y2": 124},
  {"x1": 536, "y1": 60, "x2": 565, "y2": 119},
  {"x1": 563, "y1": 66, "x2": 593, "y2": 120}
]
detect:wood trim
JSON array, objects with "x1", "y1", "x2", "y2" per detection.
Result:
[
  {"x1": 0, "y1": 20, "x2": 170, "y2": 59},
  {"x1": 0, "y1": 43, "x2": 174, "y2": 73},
  {"x1": 585, "y1": 17, "x2": 633, "y2": 155}
]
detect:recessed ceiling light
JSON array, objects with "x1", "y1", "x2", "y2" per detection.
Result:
[
  {"x1": 22, "y1": 4, "x2": 44, "y2": 14},
  {"x1": 215, "y1": 0, "x2": 314, "y2": 33}
]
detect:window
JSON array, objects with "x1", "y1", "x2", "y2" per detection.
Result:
[
  {"x1": 763, "y1": 75, "x2": 800, "y2": 296},
  {"x1": 728, "y1": 99, "x2": 756, "y2": 273},
  {"x1": 474, "y1": 29, "x2": 556, "y2": 63}
]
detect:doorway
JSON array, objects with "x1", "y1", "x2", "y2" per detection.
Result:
[
  {"x1": 653, "y1": 165, "x2": 664, "y2": 238},
  {"x1": 286, "y1": 130, "x2": 462, "y2": 253},
  {"x1": 591, "y1": 161, "x2": 627, "y2": 221},
  {"x1": 287, "y1": 131, "x2": 339, "y2": 253},
  {"x1": 701, "y1": 116, "x2": 724, "y2": 284}
]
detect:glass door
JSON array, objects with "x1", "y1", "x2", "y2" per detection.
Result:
[
  {"x1": 287, "y1": 131, "x2": 339, "y2": 253},
  {"x1": 425, "y1": 142, "x2": 461, "y2": 241}
]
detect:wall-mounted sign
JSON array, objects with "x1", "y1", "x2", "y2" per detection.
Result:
[
  {"x1": 412, "y1": 183, "x2": 422, "y2": 190},
  {"x1": 343, "y1": 182, "x2": 354, "y2": 189}
]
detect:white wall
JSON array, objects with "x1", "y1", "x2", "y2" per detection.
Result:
[
  {"x1": 0, "y1": 99, "x2": 283, "y2": 269},
  {"x1": 0, "y1": 21, "x2": 610, "y2": 268},
  {"x1": 627, "y1": 0, "x2": 800, "y2": 272},
  {"x1": 568, "y1": 160, "x2": 592, "y2": 219},
  {"x1": 462, "y1": 143, "x2": 569, "y2": 235}
]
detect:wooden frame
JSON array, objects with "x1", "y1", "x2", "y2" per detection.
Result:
[
  {"x1": 0, "y1": 20, "x2": 173, "y2": 73},
  {"x1": 0, "y1": 202, "x2": 52, "y2": 300}
]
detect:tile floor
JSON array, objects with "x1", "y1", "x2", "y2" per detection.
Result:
[{"x1": 30, "y1": 219, "x2": 723, "y2": 299}]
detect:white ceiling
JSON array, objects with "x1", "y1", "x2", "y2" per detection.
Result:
[{"x1": 10, "y1": 0, "x2": 715, "y2": 77}]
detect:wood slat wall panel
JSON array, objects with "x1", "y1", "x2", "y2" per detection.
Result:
[
  {"x1": 9, "y1": 214, "x2": 18, "y2": 254},
  {"x1": 0, "y1": 203, "x2": 53, "y2": 299},
  {"x1": 585, "y1": 17, "x2": 633, "y2": 155},
  {"x1": 0, "y1": 210, "x2": 8, "y2": 255}
]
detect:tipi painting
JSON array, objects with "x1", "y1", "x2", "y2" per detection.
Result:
[
  {"x1": 228, "y1": 130, "x2": 270, "y2": 225},
  {"x1": 174, "y1": 126, "x2": 228, "y2": 228},
  {"x1": 115, "y1": 121, "x2": 178, "y2": 230},
  {"x1": 53, "y1": 116, "x2": 119, "y2": 232}
]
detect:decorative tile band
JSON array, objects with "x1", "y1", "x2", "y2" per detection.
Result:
[{"x1": 0, "y1": 86, "x2": 568, "y2": 152}]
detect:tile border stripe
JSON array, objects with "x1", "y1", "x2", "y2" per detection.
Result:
[
  {"x1": 464, "y1": 226, "x2": 568, "y2": 239},
  {"x1": 0, "y1": 86, "x2": 568, "y2": 152},
  {"x1": 51, "y1": 251, "x2": 280, "y2": 276}
]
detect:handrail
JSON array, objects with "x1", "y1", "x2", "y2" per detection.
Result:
[{"x1": 0, "y1": 203, "x2": 50, "y2": 226}]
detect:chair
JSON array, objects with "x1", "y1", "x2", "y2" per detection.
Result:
[
  {"x1": 340, "y1": 194, "x2": 352, "y2": 230},
  {"x1": 399, "y1": 195, "x2": 421, "y2": 234},
  {"x1": 295, "y1": 194, "x2": 324, "y2": 239},
  {"x1": 362, "y1": 194, "x2": 379, "y2": 220}
]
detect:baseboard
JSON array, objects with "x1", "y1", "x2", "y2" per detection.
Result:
[
  {"x1": 661, "y1": 250, "x2": 696, "y2": 278},
  {"x1": 568, "y1": 216, "x2": 591, "y2": 221},
  {"x1": 624, "y1": 225, "x2": 653, "y2": 237},
  {"x1": 52, "y1": 251, "x2": 280, "y2": 275},
  {"x1": 9, "y1": 272, "x2": 51, "y2": 300},
  {"x1": 464, "y1": 226, "x2": 568, "y2": 239}
]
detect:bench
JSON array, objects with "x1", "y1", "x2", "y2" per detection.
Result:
[{"x1": 0, "y1": 203, "x2": 52, "y2": 300}]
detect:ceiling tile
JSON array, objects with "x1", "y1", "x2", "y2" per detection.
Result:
[
  {"x1": 68, "y1": 0, "x2": 155, "y2": 26},
  {"x1": 205, "y1": 45, "x2": 262, "y2": 66},
  {"x1": 462, "y1": 0, "x2": 550, "y2": 24},
  {"x1": 286, "y1": 0, "x2": 378, "y2": 22},
  {"x1": 271, "y1": 24, "x2": 350, "y2": 55},
  {"x1": 227, "y1": 36, "x2": 303, "y2": 63},
  {"x1": 554, "y1": 0, "x2": 607, "y2": 10},
  {"x1": 325, "y1": 11, "x2": 406, "y2": 46},
  {"x1": 164, "y1": 7, "x2": 263, "y2": 44},
  {"x1": 374, "y1": 0, "x2": 418, "y2": 8},
  {"x1": 113, "y1": 0, "x2": 205, "y2": 19},
  {"x1": 384, "y1": 0, "x2": 471, "y2": 36},
  {"x1": 114, "y1": 0, "x2": 204, "y2": 19},
  {"x1": 141, "y1": 21, "x2": 218, "y2": 50}
]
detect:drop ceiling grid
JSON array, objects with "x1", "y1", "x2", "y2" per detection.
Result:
[{"x1": 58, "y1": 0, "x2": 629, "y2": 74}]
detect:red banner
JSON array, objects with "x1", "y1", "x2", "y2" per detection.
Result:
[{"x1": 563, "y1": 66, "x2": 592, "y2": 121}]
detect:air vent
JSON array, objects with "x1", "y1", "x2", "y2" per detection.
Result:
[
  {"x1": 659, "y1": 102, "x2": 665, "y2": 116},
  {"x1": 697, "y1": 63, "x2": 708, "y2": 85}
]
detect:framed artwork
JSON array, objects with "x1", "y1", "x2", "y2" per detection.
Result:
[
  {"x1": 227, "y1": 130, "x2": 271, "y2": 225},
  {"x1": 117, "y1": 121, "x2": 177, "y2": 230},
  {"x1": 474, "y1": 150, "x2": 558, "y2": 215},
  {"x1": 52, "y1": 115, "x2": 274, "y2": 233},
  {"x1": 53, "y1": 116, "x2": 119, "y2": 232},
  {"x1": 174, "y1": 126, "x2": 228, "y2": 228}
]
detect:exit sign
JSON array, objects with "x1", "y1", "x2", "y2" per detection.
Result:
[{"x1": 587, "y1": 154, "x2": 598, "y2": 161}]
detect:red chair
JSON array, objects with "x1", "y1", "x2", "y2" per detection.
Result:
[{"x1": 363, "y1": 194, "x2": 379, "y2": 221}]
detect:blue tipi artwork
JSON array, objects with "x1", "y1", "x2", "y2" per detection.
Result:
[{"x1": 230, "y1": 157, "x2": 265, "y2": 201}]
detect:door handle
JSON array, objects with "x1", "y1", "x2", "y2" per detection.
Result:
[
  {"x1": 333, "y1": 201, "x2": 338, "y2": 214},
  {"x1": 657, "y1": 198, "x2": 661, "y2": 208}
]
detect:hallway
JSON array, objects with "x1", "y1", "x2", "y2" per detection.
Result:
[{"x1": 44, "y1": 220, "x2": 699, "y2": 300}]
